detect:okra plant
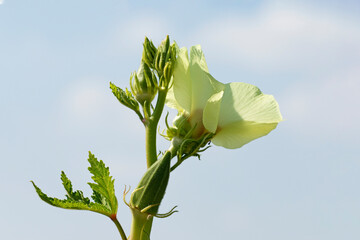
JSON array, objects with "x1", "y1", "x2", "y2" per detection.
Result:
[{"x1": 32, "y1": 36, "x2": 282, "y2": 240}]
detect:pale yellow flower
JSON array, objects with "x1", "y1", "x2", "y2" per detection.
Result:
[{"x1": 166, "y1": 45, "x2": 282, "y2": 149}]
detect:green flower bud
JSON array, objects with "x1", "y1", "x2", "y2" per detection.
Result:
[
  {"x1": 130, "y1": 61, "x2": 158, "y2": 105},
  {"x1": 142, "y1": 37, "x2": 157, "y2": 68},
  {"x1": 163, "y1": 61, "x2": 174, "y2": 84},
  {"x1": 157, "y1": 43, "x2": 177, "y2": 90},
  {"x1": 129, "y1": 151, "x2": 172, "y2": 216},
  {"x1": 154, "y1": 35, "x2": 170, "y2": 74}
]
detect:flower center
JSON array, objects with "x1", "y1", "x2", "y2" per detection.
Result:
[{"x1": 189, "y1": 109, "x2": 206, "y2": 139}]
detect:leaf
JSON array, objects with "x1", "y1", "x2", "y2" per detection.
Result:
[
  {"x1": 110, "y1": 82, "x2": 139, "y2": 111},
  {"x1": 31, "y1": 152, "x2": 118, "y2": 217},
  {"x1": 87, "y1": 152, "x2": 118, "y2": 214},
  {"x1": 31, "y1": 181, "x2": 110, "y2": 215},
  {"x1": 61, "y1": 171, "x2": 90, "y2": 204}
]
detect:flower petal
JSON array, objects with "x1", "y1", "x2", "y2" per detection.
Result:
[
  {"x1": 217, "y1": 82, "x2": 282, "y2": 127},
  {"x1": 189, "y1": 45, "x2": 209, "y2": 72},
  {"x1": 170, "y1": 47, "x2": 192, "y2": 113},
  {"x1": 212, "y1": 82, "x2": 282, "y2": 149},
  {"x1": 188, "y1": 46, "x2": 224, "y2": 112},
  {"x1": 212, "y1": 121, "x2": 279, "y2": 149},
  {"x1": 203, "y1": 91, "x2": 224, "y2": 133},
  {"x1": 165, "y1": 86, "x2": 184, "y2": 111}
]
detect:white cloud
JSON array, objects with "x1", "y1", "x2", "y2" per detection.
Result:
[
  {"x1": 109, "y1": 14, "x2": 171, "y2": 57},
  {"x1": 56, "y1": 77, "x2": 144, "y2": 137},
  {"x1": 60, "y1": 78, "x2": 108, "y2": 121},
  {"x1": 192, "y1": 3, "x2": 360, "y2": 74},
  {"x1": 281, "y1": 66, "x2": 360, "y2": 139}
]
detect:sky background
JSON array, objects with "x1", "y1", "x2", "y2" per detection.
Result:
[{"x1": 1, "y1": 0, "x2": 360, "y2": 239}]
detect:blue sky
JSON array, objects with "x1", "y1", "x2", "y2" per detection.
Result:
[{"x1": 1, "y1": 1, "x2": 359, "y2": 240}]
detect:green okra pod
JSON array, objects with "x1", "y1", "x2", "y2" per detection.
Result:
[{"x1": 129, "y1": 151, "x2": 172, "y2": 216}]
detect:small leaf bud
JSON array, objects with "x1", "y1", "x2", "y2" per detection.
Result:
[{"x1": 110, "y1": 82, "x2": 140, "y2": 112}]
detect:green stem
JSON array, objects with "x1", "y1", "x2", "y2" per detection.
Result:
[
  {"x1": 141, "y1": 88, "x2": 170, "y2": 239},
  {"x1": 140, "y1": 145, "x2": 179, "y2": 240},
  {"x1": 145, "y1": 122, "x2": 158, "y2": 168},
  {"x1": 135, "y1": 110, "x2": 144, "y2": 123},
  {"x1": 143, "y1": 101, "x2": 152, "y2": 119},
  {"x1": 111, "y1": 217, "x2": 128, "y2": 240},
  {"x1": 152, "y1": 89, "x2": 168, "y2": 124},
  {"x1": 141, "y1": 218, "x2": 153, "y2": 240},
  {"x1": 170, "y1": 160, "x2": 182, "y2": 172},
  {"x1": 145, "y1": 89, "x2": 168, "y2": 168},
  {"x1": 129, "y1": 210, "x2": 150, "y2": 240}
]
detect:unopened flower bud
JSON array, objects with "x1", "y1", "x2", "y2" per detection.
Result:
[
  {"x1": 142, "y1": 37, "x2": 157, "y2": 68},
  {"x1": 154, "y1": 35, "x2": 170, "y2": 74},
  {"x1": 130, "y1": 61, "x2": 158, "y2": 105},
  {"x1": 163, "y1": 61, "x2": 174, "y2": 84}
]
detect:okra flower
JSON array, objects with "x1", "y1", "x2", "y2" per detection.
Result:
[{"x1": 166, "y1": 45, "x2": 282, "y2": 149}]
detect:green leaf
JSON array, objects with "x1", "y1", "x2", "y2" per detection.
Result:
[
  {"x1": 87, "y1": 152, "x2": 118, "y2": 214},
  {"x1": 110, "y1": 82, "x2": 142, "y2": 113},
  {"x1": 61, "y1": 171, "x2": 90, "y2": 204},
  {"x1": 31, "y1": 151, "x2": 118, "y2": 217}
]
